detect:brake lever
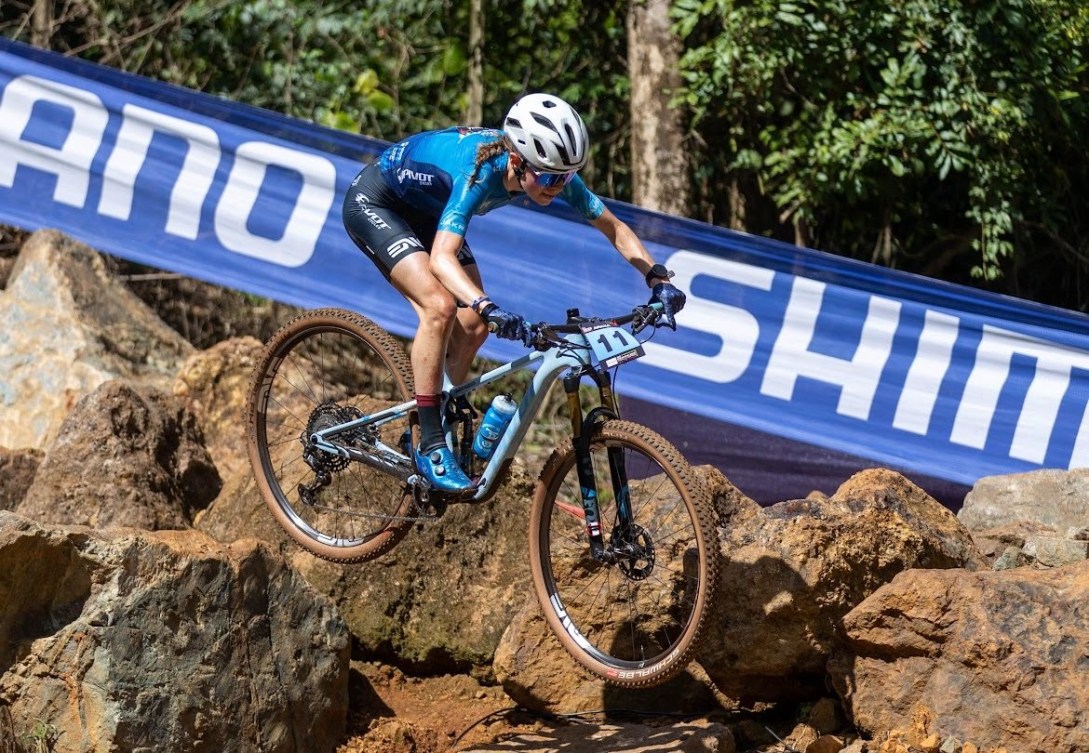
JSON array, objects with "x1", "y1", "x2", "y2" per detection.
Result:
[
  {"x1": 631, "y1": 306, "x2": 660, "y2": 335},
  {"x1": 529, "y1": 324, "x2": 558, "y2": 351}
]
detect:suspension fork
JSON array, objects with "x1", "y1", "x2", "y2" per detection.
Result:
[
  {"x1": 593, "y1": 370, "x2": 636, "y2": 536},
  {"x1": 565, "y1": 369, "x2": 630, "y2": 561},
  {"x1": 565, "y1": 371, "x2": 606, "y2": 560}
]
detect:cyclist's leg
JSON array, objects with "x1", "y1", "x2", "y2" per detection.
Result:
[
  {"x1": 445, "y1": 262, "x2": 488, "y2": 384},
  {"x1": 343, "y1": 166, "x2": 454, "y2": 397},
  {"x1": 343, "y1": 170, "x2": 472, "y2": 490}
]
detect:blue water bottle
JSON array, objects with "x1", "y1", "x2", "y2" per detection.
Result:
[{"x1": 472, "y1": 394, "x2": 518, "y2": 459}]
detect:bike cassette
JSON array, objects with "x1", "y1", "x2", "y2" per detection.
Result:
[{"x1": 301, "y1": 402, "x2": 365, "y2": 473}]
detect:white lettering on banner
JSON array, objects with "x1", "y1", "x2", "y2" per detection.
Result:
[
  {"x1": 0, "y1": 73, "x2": 337, "y2": 266},
  {"x1": 762, "y1": 277, "x2": 901, "y2": 420},
  {"x1": 951, "y1": 325, "x2": 1089, "y2": 465},
  {"x1": 642, "y1": 250, "x2": 774, "y2": 382},
  {"x1": 213, "y1": 141, "x2": 335, "y2": 267},
  {"x1": 893, "y1": 309, "x2": 960, "y2": 435},
  {"x1": 0, "y1": 74, "x2": 107, "y2": 206},
  {"x1": 98, "y1": 104, "x2": 220, "y2": 239}
]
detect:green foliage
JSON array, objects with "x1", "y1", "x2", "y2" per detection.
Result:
[
  {"x1": 0, "y1": 0, "x2": 632, "y2": 194},
  {"x1": 4, "y1": 0, "x2": 1089, "y2": 308},
  {"x1": 673, "y1": 0, "x2": 1089, "y2": 305},
  {"x1": 22, "y1": 719, "x2": 58, "y2": 753}
]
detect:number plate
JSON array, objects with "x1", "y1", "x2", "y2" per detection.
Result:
[{"x1": 582, "y1": 323, "x2": 645, "y2": 368}]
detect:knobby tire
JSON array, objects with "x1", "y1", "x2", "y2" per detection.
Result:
[
  {"x1": 528, "y1": 420, "x2": 718, "y2": 688},
  {"x1": 247, "y1": 308, "x2": 416, "y2": 563}
]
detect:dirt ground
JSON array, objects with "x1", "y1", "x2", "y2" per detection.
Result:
[{"x1": 337, "y1": 662, "x2": 853, "y2": 753}]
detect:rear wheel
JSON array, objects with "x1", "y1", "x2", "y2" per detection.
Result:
[
  {"x1": 247, "y1": 308, "x2": 416, "y2": 562},
  {"x1": 528, "y1": 419, "x2": 718, "y2": 687}
]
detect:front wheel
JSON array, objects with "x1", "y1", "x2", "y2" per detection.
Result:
[{"x1": 528, "y1": 419, "x2": 718, "y2": 687}]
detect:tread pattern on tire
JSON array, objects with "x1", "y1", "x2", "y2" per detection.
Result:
[
  {"x1": 529, "y1": 418, "x2": 719, "y2": 688},
  {"x1": 246, "y1": 307, "x2": 416, "y2": 563}
]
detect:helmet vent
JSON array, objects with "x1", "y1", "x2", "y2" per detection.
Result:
[{"x1": 503, "y1": 93, "x2": 589, "y2": 172}]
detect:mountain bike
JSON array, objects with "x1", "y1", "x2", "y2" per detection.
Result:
[{"x1": 246, "y1": 303, "x2": 718, "y2": 687}]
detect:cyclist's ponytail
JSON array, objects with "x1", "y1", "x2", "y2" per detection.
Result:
[{"x1": 469, "y1": 135, "x2": 513, "y2": 186}]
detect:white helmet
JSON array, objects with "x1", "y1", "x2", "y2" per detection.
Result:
[{"x1": 504, "y1": 93, "x2": 589, "y2": 173}]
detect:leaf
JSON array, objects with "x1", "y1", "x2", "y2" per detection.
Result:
[
  {"x1": 442, "y1": 42, "x2": 468, "y2": 76},
  {"x1": 367, "y1": 90, "x2": 395, "y2": 113},
  {"x1": 353, "y1": 69, "x2": 380, "y2": 95}
]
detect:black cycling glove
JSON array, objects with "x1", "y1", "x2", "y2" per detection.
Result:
[
  {"x1": 480, "y1": 302, "x2": 530, "y2": 345},
  {"x1": 649, "y1": 282, "x2": 686, "y2": 330}
]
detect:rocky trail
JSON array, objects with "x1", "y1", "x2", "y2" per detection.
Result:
[{"x1": 2, "y1": 229, "x2": 1087, "y2": 753}]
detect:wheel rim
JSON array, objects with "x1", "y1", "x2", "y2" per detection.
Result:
[
  {"x1": 540, "y1": 436, "x2": 705, "y2": 671},
  {"x1": 254, "y1": 324, "x2": 413, "y2": 549}
]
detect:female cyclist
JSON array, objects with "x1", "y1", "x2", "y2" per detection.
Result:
[{"x1": 342, "y1": 93, "x2": 685, "y2": 492}]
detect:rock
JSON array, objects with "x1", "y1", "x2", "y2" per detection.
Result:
[
  {"x1": 829, "y1": 562, "x2": 1089, "y2": 752},
  {"x1": 808, "y1": 735, "x2": 848, "y2": 753},
  {"x1": 785, "y1": 722, "x2": 820, "y2": 750},
  {"x1": 966, "y1": 520, "x2": 1055, "y2": 561},
  {"x1": 991, "y1": 546, "x2": 1028, "y2": 571},
  {"x1": 701, "y1": 464, "x2": 762, "y2": 524},
  {"x1": 493, "y1": 594, "x2": 717, "y2": 715},
  {"x1": 172, "y1": 337, "x2": 264, "y2": 480},
  {"x1": 938, "y1": 736, "x2": 962, "y2": 753},
  {"x1": 0, "y1": 447, "x2": 42, "y2": 510},
  {"x1": 678, "y1": 721, "x2": 737, "y2": 753},
  {"x1": 203, "y1": 454, "x2": 541, "y2": 675},
  {"x1": 0, "y1": 511, "x2": 349, "y2": 752},
  {"x1": 17, "y1": 380, "x2": 220, "y2": 530},
  {"x1": 734, "y1": 719, "x2": 777, "y2": 747},
  {"x1": 195, "y1": 461, "x2": 292, "y2": 548},
  {"x1": 0, "y1": 230, "x2": 193, "y2": 450},
  {"x1": 699, "y1": 469, "x2": 985, "y2": 703},
  {"x1": 1021, "y1": 535, "x2": 1089, "y2": 567},
  {"x1": 807, "y1": 697, "x2": 846, "y2": 735},
  {"x1": 958, "y1": 468, "x2": 1089, "y2": 532}
]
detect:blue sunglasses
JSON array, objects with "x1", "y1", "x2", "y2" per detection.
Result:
[{"x1": 527, "y1": 165, "x2": 576, "y2": 189}]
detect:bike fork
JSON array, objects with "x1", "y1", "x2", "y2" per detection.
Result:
[{"x1": 564, "y1": 370, "x2": 628, "y2": 562}]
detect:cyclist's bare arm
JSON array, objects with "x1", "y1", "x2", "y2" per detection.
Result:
[{"x1": 591, "y1": 206, "x2": 659, "y2": 283}]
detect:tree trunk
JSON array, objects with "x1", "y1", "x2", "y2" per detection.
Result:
[
  {"x1": 466, "y1": 0, "x2": 484, "y2": 125},
  {"x1": 31, "y1": 0, "x2": 54, "y2": 48},
  {"x1": 627, "y1": 0, "x2": 690, "y2": 215}
]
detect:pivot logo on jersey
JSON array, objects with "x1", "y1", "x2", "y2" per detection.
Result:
[
  {"x1": 387, "y1": 237, "x2": 424, "y2": 259},
  {"x1": 397, "y1": 168, "x2": 434, "y2": 186}
]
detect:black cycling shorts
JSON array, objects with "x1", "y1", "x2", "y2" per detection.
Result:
[{"x1": 342, "y1": 163, "x2": 476, "y2": 281}]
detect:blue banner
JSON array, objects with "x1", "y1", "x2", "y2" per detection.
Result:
[{"x1": 3, "y1": 37, "x2": 1088, "y2": 487}]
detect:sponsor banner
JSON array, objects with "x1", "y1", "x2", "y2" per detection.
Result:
[{"x1": 3, "y1": 37, "x2": 1089, "y2": 487}]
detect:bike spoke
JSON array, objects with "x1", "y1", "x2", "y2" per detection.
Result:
[
  {"x1": 532, "y1": 420, "x2": 716, "y2": 685},
  {"x1": 249, "y1": 309, "x2": 417, "y2": 562}
]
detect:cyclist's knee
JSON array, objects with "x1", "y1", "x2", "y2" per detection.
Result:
[
  {"x1": 419, "y1": 289, "x2": 459, "y2": 327},
  {"x1": 460, "y1": 311, "x2": 488, "y2": 347}
]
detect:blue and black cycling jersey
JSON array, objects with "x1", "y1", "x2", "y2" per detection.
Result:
[{"x1": 376, "y1": 126, "x2": 606, "y2": 236}]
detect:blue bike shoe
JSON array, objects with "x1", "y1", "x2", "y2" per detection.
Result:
[{"x1": 414, "y1": 446, "x2": 474, "y2": 492}]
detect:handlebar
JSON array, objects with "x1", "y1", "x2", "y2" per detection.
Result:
[{"x1": 527, "y1": 302, "x2": 664, "y2": 350}]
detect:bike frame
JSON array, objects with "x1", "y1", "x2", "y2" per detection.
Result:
[
  {"x1": 306, "y1": 323, "x2": 640, "y2": 559},
  {"x1": 309, "y1": 332, "x2": 606, "y2": 500}
]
